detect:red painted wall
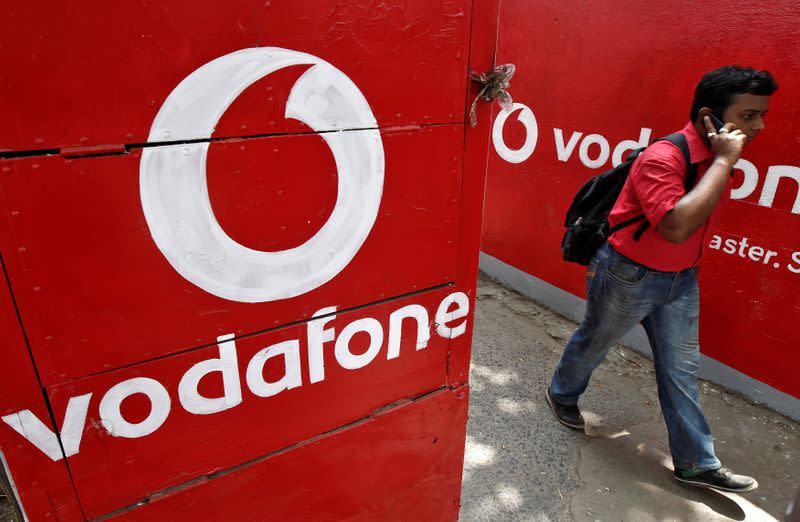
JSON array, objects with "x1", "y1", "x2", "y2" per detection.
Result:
[
  {"x1": 482, "y1": 0, "x2": 800, "y2": 399},
  {"x1": 0, "y1": 1, "x2": 497, "y2": 519}
]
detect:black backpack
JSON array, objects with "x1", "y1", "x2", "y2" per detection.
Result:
[{"x1": 561, "y1": 133, "x2": 698, "y2": 265}]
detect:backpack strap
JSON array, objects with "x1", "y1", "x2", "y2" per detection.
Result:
[
  {"x1": 631, "y1": 132, "x2": 698, "y2": 241},
  {"x1": 607, "y1": 214, "x2": 647, "y2": 235},
  {"x1": 663, "y1": 132, "x2": 699, "y2": 191}
]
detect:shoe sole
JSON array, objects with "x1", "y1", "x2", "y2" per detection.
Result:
[
  {"x1": 545, "y1": 389, "x2": 584, "y2": 430},
  {"x1": 673, "y1": 474, "x2": 758, "y2": 493}
]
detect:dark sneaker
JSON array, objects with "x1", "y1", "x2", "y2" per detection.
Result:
[
  {"x1": 545, "y1": 387, "x2": 584, "y2": 430},
  {"x1": 673, "y1": 467, "x2": 758, "y2": 493}
]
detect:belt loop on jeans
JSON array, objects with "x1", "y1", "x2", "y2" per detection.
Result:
[{"x1": 601, "y1": 242, "x2": 614, "y2": 261}]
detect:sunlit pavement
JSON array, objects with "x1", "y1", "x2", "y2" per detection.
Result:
[{"x1": 460, "y1": 274, "x2": 798, "y2": 521}]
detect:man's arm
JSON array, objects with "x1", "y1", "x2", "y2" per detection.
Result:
[{"x1": 656, "y1": 117, "x2": 747, "y2": 244}]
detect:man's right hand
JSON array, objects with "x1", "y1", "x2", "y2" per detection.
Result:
[
  {"x1": 656, "y1": 117, "x2": 745, "y2": 243},
  {"x1": 704, "y1": 115, "x2": 747, "y2": 166}
]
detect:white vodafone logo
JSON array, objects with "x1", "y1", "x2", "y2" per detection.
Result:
[
  {"x1": 140, "y1": 48, "x2": 384, "y2": 303},
  {"x1": 492, "y1": 102, "x2": 538, "y2": 164}
]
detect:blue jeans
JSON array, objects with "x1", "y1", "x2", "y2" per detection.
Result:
[{"x1": 550, "y1": 242, "x2": 720, "y2": 472}]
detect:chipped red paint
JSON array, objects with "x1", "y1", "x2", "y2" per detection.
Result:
[
  {"x1": 0, "y1": 0, "x2": 500, "y2": 519},
  {"x1": 482, "y1": 0, "x2": 800, "y2": 399}
]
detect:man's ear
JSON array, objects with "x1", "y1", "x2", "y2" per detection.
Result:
[{"x1": 695, "y1": 106, "x2": 718, "y2": 126}]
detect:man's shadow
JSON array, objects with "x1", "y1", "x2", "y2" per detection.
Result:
[
  {"x1": 666, "y1": 470, "x2": 746, "y2": 521},
  {"x1": 583, "y1": 421, "x2": 747, "y2": 521}
]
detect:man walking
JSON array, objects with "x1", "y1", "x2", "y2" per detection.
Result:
[{"x1": 546, "y1": 66, "x2": 778, "y2": 493}]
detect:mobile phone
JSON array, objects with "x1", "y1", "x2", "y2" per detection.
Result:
[{"x1": 708, "y1": 113, "x2": 725, "y2": 132}]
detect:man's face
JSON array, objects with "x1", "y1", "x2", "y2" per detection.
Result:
[{"x1": 721, "y1": 93, "x2": 771, "y2": 143}]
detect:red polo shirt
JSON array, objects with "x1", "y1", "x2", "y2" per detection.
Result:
[{"x1": 608, "y1": 122, "x2": 726, "y2": 272}]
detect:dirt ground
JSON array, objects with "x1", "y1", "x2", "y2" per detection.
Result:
[{"x1": 0, "y1": 488, "x2": 18, "y2": 522}]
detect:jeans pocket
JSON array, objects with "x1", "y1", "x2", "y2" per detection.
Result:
[{"x1": 606, "y1": 257, "x2": 649, "y2": 286}]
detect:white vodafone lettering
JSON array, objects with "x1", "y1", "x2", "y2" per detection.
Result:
[
  {"x1": 387, "y1": 304, "x2": 430, "y2": 359},
  {"x1": 493, "y1": 101, "x2": 800, "y2": 214},
  {"x1": 246, "y1": 340, "x2": 303, "y2": 398},
  {"x1": 557, "y1": 127, "x2": 652, "y2": 169},
  {"x1": 140, "y1": 47, "x2": 385, "y2": 303},
  {"x1": 554, "y1": 129, "x2": 582, "y2": 162},
  {"x1": 492, "y1": 103, "x2": 538, "y2": 163},
  {"x1": 731, "y1": 158, "x2": 759, "y2": 200},
  {"x1": 335, "y1": 318, "x2": 384, "y2": 370},
  {"x1": 306, "y1": 307, "x2": 337, "y2": 383},
  {"x1": 178, "y1": 334, "x2": 242, "y2": 415},
  {"x1": 758, "y1": 166, "x2": 800, "y2": 214},
  {"x1": 4, "y1": 291, "x2": 472, "y2": 459},
  {"x1": 610, "y1": 127, "x2": 651, "y2": 167},
  {"x1": 578, "y1": 134, "x2": 610, "y2": 169},
  {"x1": 1, "y1": 394, "x2": 91, "y2": 461},
  {"x1": 727, "y1": 163, "x2": 800, "y2": 214},
  {"x1": 99, "y1": 378, "x2": 171, "y2": 439},
  {"x1": 435, "y1": 292, "x2": 470, "y2": 339}
]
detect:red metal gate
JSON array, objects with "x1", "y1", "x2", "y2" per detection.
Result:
[{"x1": 0, "y1": 1, "x2": 500, "y2": 519}]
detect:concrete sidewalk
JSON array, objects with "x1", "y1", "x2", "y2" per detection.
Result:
[{"x1": 460, "y1": 274, "x2": 798, "y2": 522}]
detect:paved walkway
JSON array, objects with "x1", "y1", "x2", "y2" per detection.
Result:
[{"x1": 460, "y1": 274, "x2": 798, "y2": 522}]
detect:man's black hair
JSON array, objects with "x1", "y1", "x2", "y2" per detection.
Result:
[{"x1": 690, "y1": 65, "x2": 778, "y2": 122}]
